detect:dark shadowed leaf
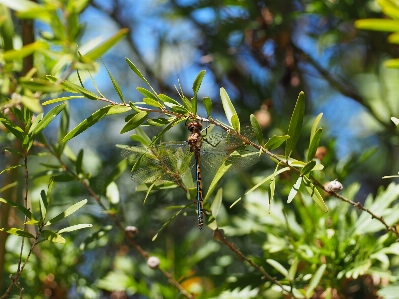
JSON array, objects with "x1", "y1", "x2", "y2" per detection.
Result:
[
  {"x1": 265, "y1": 135, "x2": 290, "y2": 150},
  {"x1": 250, "y1": 114, "x2": 264, "y2": 145},
  {"x1": 0, "y1": 198, "x2": 36, "y2": 220},
  {"x1": 307, "y1": 128, "x2": 323, "y2": 162},
  {"x1": 203, "y1": 97, "x2": 212, "y2": 117},
  {"x1": 1, "y1": 228, "x2": 35, "y2": 239},
  {"x1": 41, "y1": 230, "x2": 65, "y2": 243}
]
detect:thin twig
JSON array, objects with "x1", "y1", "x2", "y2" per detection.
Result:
[{"x1": 213, "y1": 229, "x2": 297, "y2": 299}]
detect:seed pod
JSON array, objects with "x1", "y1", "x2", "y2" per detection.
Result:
[
  {"x1": 125, "y1": 226, "x2": 139, "y2": 238},
  {"x1": 325, "y1": 179, "x2": 343, "y2": 193},
  {"x1": 147, "y1": 256, "x2": 160, "y2": 269}
]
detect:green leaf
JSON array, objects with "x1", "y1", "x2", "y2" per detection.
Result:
[
  {"x1": 143, "y1": 97, "x2": 162, "y2": 108},
  {"x1": 310, "y1": 113, "x2": 323, "y2": 140},
  {"x1": 84, "y1": 28, "x2": 129, "y2": 60},
  {"x1": 80, "y1": 225, "x2": 113, "y2": 250},
  {"x1": 392, "y1": 117, "x2": 399, "y2": 127},
  {"x1": 307, "y1": 128, "x2": 323, "y2": 162},
  {"x1": 250, "y1": 114, "x2": 264, "y2": 145},
  {"x1": 306, "y1": 264, "x2": 327, "y2": 298},
  {"x1": 106, "y1": 182, "x2": 120, "y2": 205},
  {"x1": 39, "y1": 190, "x2": 48, "y2": 220},
  {"x1": 285, "y1": 91, "x2": 305, "y2": 158},
  {"x1": 19, "y1": 77, "x2": 63, "y2": 93},
  {"x1": 288, "y1": 177, "x2": 302, "y2": 203},
  {"x1": 303, "y1": 177, "x2": 328, "y2": 212},
  {"x1": 211, "y1": 188, "x2": 223, "y2": 219},
  {"x1": 19, "y1": 95, "x2": 41, "y2": 113},
  {"x1": 264, "y1": 135, "x2": 290, "y2": 150},
  {"x1": 134, "y1": 126, "x2": 152, "y2": 145},
  {"x1": 384, "y1": 58, "x2": 399, "y2": 68},
  {"x1": 47, "y1": 76, "x2": 99, "y2": 100},
  {"x1": 120, "y1": 111, "x2": 148, "y2": 134},
  {"x1": 158, "y1": 94, "x2": 181, "y2": 106},
  {"x1": 104, "y1": 159, "x2": 128, "y2": 188},
  {"x1": 0, "y1": 165, "x2": 24, "y2": 175},
  {"x1": 231, "y1": 114, "x2": 240, "y2": 132},
  {"x1": 388, "y1": 32, "x2": 399, "y2": 44},
  {"x1": 103, "y1": 62, "x2": 125, "y2": 104},
  {"x1": 75, "y1": 149, "x2": 84, "y2": 175},
  {"x1": 220, "y1": 88, "x2": 239, "y2": 129},
  {"x1": 192, "y1": 70, "x2": 206, "y2": 95},
  {"x1": 0, "y1": 113, "x2": 24, "y2": 140},
  {"x1": 287, "y1": 257, "x2": 299, "y2": 281},
  {"x1": 42, "y1": 96, "x2": 84, "y2": 106},
  {"x1": 152, "y1": 204, "x2": 191, "y2": 241},
  {"x1": 0, "y1": 198, "x2": 36, "y2": 220},
  {"x1": 355, "y1": 19, "x2": 399, "y2": 32},
  {"x1": 1, "y1": 228, "x2": 34, "y2": 239},
  {"x1": 45, "y1": 199, "x2": 88, "y2": 225},
  {"x1": 106, "y1": 106, "x2": 130, "y2": 115},
  {"x1": 203, "y1": 97, "x2": 212, "y2": 117},
  {"x1": 126, "y1": 58, "x2": 158, "y2": 96},
  {"x1": 266, "y1": 259, "x2": 289, "y2": 277},
  {"x1": 58, "y1": 224, "x2": 92, "y2": 234},
  {"x1": 269, "y1": 175, "x2": 275, "y2": 213},
  {"x1": 147, "y1": 117, "x2": 169, "y2": 126},
  {"x1": 137, "y1": 87, "x2": 159, "y2": 102},
  {"x1": 300, "y1": 160, "x2": 316, "y2": 176},
  {"x1": 63, "y1": 105, "x2": 112, "y2": 142},
  {"x1": 41, "y1": 230, "x2": 65, "y2": 243},
  {"x1": 2, "y1": 41, "x2": 48, "y2": 61},
  {"x1": 204, "y1": 159, "x2": 233, "y2": 202},
  {"x1": 30, "y1": 103, "x2": 66, "y2": 135}
]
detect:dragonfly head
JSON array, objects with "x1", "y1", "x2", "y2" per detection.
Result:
[{"x1": 187, "y1": 120, "x2": 202, "y2": 133}]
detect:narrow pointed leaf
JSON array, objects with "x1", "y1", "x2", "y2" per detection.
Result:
[
  {"x1": 220, "y1": 88, "x2": 239, "y2": 128},
  {"x1": 203, "y1": 97, "x2": 212, "y2": 117},
  {"x1": 287, "y1": 257, "x2": 299, "y2": 281},
  {"x1": 152, "y1": 204, "x2": 191, "y2": 241},
  {"x1": 204, "y1": 160, "x2": 233, "y2": 202},
  {"x1": 42, "y1": 96, "x2": 84, "y2": 106},
  {"x1": 303, "y1": 178, "x2": 328, "y2": 212},
  {"x1": 192, "y1": 70, "x2": 206, "y2": 95},
  {"x1": 307, "y1": 128, "x2": 323, "y2": 162},
  {"x1": 231, "y1": 114, "x2": 240, "y2": 132},
  {"x1": 59, "y1": 79, "x2": 99, "y2": 100},
  {"x1": 143, "y1": 97, "x2": 162, "y2": 108},
  {"x1": 300, "y1": 160, "x2": 316, "y2": 176},
  {"x1": 288, "y1": 177, "x2": 302, "y2": 203},
  {"x1": 266, "y1": 259, "x2": 289, "y2": 277},
  {"x1": 265, "y1": 135, "x2": 290, "y2": 150},
  {"x1": 269, "y1": 176, "x2": 275, "y2": 213},
  {"x1": 39, "y1": 190, "x2": 48, "y2": 220},
  {"x1": 0, "y1": 198, "x2": 35, "y2": 220},
  {"x1": 310, "y1": 113, "x2": 323, "y2": 140},
  {"x1": 126, "y1": 58, "x2": 158, "y2": 95},
  {"x1": 75, "y1": 149, "x2": 84, "y2": 175},
  {"x1": 45, "y1": 199, "x2": 88, "y2": 225},
  {"x1": 137, "y1": 87, "x2": 159, "y2": 102},
  {"x1": 0, "y1": 113, "x2": 24, "y2": 140},
  {"x1": 355, "y1": 19, "x2": 399, "y2": 32},
  {"x1": 41, "y1": 230, "x2": 65, "y2": 243},
  {"x1": 84, "y1": 28, "x2": 128, "y2": 60},
  {"x1": 0, "y1": 165, "x2": 24, "y2": 175},
  {"x1": 58, "y1": 224, "x2": 93, "y2": 234},
  {"x1": 28, "y1": 112, "x2": 43, "y2": 134},
  {"x1": 63, "y1": 105, "x2": 112, "y2": 142},
  {"x1": 104, "y1": 63, "x2": 125, "y2": 104},
  {"x1": 106, "y1": 106, "x2": 131, "y2": 115},
  {"x1": 250, "y1": 114, "x2": 264, "y2": 145},
  {"x1": 306, "y1": 264, "x2": 327, "y2": 298},
  {"x1": 2, "y1": 228, "x2": 35, "y2": 239},
  {"x1": 211, "y1": 188, "x2": 223, "y2": 218},
  {"x1": 285, "y1": 91, "x2": 305, "y2": 158},
  {"x1": 120, "y1": 111, "x2": 148, "y2": 134}
]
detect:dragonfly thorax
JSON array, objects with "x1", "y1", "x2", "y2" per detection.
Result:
[{"x1": 187, "y1": 121, "x2": 202, "y2": 153}]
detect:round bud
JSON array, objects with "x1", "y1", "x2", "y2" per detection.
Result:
[
  {"x1": 325, "y1": 180, "x2": 343, "y2": 193},
  {"x1": 125, "y1": 226, "x2": 139, "y2": 238},
  {"x1": 147, "y1": 256, "x2": 160, "y2": 269}
]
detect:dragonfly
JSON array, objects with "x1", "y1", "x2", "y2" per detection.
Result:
[{"x1": 121, "y1": 120, "x2": 259, "y2": 229}]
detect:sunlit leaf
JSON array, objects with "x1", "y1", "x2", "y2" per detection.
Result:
[
  {"x1": 30, "y1": 103, "x2": 66, "y2": 135},
  {"x1": 45, "y1": 199, "x2": 88, "y2": 225},
  {"x1": 103, "y1": 62, "x2": 125, "y2": 104},
  {"x1": 220, "y1": 87, "x2": 240, "y2": 129},
  {"x1": 300, "y1": 160, "x2": 316, "y2": 176},
  {"x1": 355, "y1": 19, "x2": 399, "y2": 32},
  {"x1": 19, "y1": 77, "x2": 63, "y2": 93},
  {"x1": 1, "y1": 228, "x2": 34, "y2": 239},
  {"x1": 84, "y1": 28, "x2": 129, "y2": 60},
  {"x1": 42, "y1": 96, "x2": 84, "y2": 106},
  {"x1": 58, "y1": 224, "x2": 92, "y2": 234},
  {"x1": 307, "y1": 128, "x2": 323, "y2": 162},
  {"x1": 306, "y1": 264, "x2": 327, "y2": 298},
  {"x1": 266, "y1": 259, "x2": 288, "y2": 277},
  {"x1": 0, "y1": 165, "x2": 23, "y2": 175},
  {"x1": 2, "y1": 41, "x2": 48, "y2": 61},
  {"x1": 203, "y1": 97, "x2": 212, "y2": 117},
  {"x1": 41, "y1": 230, "x2": 65, "y2": 243},
  {"x1": 192, "y1": 70, "x2": 206, "y2": 95},
  {"x1": 288, "y1": 177, "x2": 302, "y2": 203},
  {"x1": 285, "y1": 91, "x2": 305, "y2": 158},
  {"x1": 303, "y1": 177, "x2": 328, "y2": 212},
  {"x1": 63, "y1": 105, "x2": 112, "y2": 142}
]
